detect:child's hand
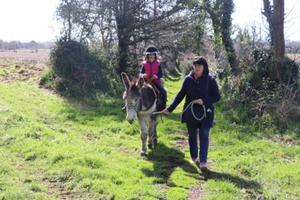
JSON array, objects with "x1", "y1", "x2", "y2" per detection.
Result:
[
  {"x1": 142, "y1": 74, "x2": 149, "y2": 79},
  {"x1": 152, "y1": 75, "x2": 158, "y2": 79},
  {"x1": 142, "y1": 74, "x2": 151, "y2": 83},
  {"x1": 148, "y1": 76, "x2": 155, "y2": 82}
]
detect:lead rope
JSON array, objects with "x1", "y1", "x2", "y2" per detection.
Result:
[{"x1": 181, "y1": 101, "x2": 206, "y2": 121}]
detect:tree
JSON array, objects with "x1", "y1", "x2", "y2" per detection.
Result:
[
  {"x1": 57, "y1": 0, "x2": 102, "y2": 41},
  {"x1": 202, "y1": 0, "x2": 238, "y2": 74},
  {"x1": 262, "y1": 0, "x2": 285, "y2": 82},
  {"x1": 56, "y1": 0, "x2": 188, "y2": 74}
]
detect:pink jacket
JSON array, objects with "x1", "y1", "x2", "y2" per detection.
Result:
[{"x1": 142, "y1": 60, "x2": 162, "y2": 84}]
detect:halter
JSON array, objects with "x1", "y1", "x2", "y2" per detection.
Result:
[
  {"x1": 126, "y1": 97, "x2": 142, "y2": 112},
  {"x1": 125, "y1": 84, "x2": 157, "y2": 114}
]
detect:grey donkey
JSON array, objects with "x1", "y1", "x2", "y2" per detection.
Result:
[{"x1": 121, "y1": 72, "x2": 158, "y2": 156}]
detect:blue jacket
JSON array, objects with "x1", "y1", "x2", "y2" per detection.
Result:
[{"x1": 167, "y1": 73, "x2": 221, "y2": 128}]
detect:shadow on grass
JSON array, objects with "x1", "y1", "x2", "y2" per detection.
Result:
[
  {"x1": 142, "y1": 143, "x2": 199, "y2": 185},
  {"x1": 141, "y1": 143, "x2": 262, "y2": 193},
  {"x1": 204, "y1": 170, "x2": 262, "y2": 191}
]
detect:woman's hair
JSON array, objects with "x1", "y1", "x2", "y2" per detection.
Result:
[{"x1": 193, "y1": 57, "x2": 209, "y2": 75}]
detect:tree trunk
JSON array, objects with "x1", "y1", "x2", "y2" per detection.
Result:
[
  {"x1": 115, "y1": 0, "x2": 131, "y2": 74},
  {"x1": 221, "y1": 0, "x2": 238, "y2": 74},
  {"x1": 117, "y1": 33, "x2": 130, "y2": 74},
  {"x1": 262, "y1": 0, "x2": 285, "y2": 82},
  {"x1": 221, "y1": 32, "x2": 238, "y2": 74},
  {"x1": 67, "y1": 1, "x2": 72, "y2": 41},
  {"x1": 272, "y1": 0, "x2": 285, "y2": 82},
  {"x1": 262, "y1": 0, "x2": 274, "y2": 46},
  {"x1": 204, "y1": 0, "x2": 238, "y2": 74}
]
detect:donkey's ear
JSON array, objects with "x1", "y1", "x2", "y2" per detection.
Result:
[
  {"x1": 121, "y1": 72, "x2": 130, "y2": 90},
  {"x1": 136, "y1": 77, "x2": 144, "y2": 88}
]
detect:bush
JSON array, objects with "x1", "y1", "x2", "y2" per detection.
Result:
[
  {"x1": 252, "y1": 49, "x2": 299, "y2": 89},
  {"x1": 39, "y1": 68, "x2": 56, "y2": 89},
  {"x1": 221, "y1": 31, "x2": 300, "y2": 130},
  {"x1": 48, "y1": 38, "x2": 111, "y2": 97}
]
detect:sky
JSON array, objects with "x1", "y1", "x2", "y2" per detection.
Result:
[
  {"x1": 233, "y1": 0, "x2": 300, "y2": 41},
  {"x1": 0, "y1": 0, "x2": 60, "y2": 42},
  {"x1": 0, "y1": 0, "x2": 299, "y2": 42}
]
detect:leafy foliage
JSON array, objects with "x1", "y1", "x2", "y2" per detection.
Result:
[{"x1": 47, "y1": 38, "x2": 111, "y2": 98}]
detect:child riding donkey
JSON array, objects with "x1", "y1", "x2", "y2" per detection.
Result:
[
  {"x1": 139, "y1": 47, "x2": 167, "y2": 111},
  {"x1": 121, "y1": 46, "x2": 168, "y2": 156}
]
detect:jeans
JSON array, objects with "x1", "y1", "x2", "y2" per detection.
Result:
[
  {"x1": 186, "y1": 124, "x2": 210, "y2": 162},
  {"x1": 154, "y1": 83, "x2": 167, "y2": 110}
]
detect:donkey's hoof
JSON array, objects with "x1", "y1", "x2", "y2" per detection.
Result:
[
  {"x1": 140, "y1": 150, "x2": 147, "y2": 157},
  {"x1": 148, "y1": 143, "x2": 153, "y2": 149}
]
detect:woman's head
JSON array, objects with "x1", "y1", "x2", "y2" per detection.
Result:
[
  {"x1": 192, "y1": 57, "x2": 209, "y2": 78},
  {"x1": 145, "y1": 46, "x2": 158, "y2": 62}
]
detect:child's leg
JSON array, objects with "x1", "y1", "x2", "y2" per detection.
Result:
[{"x1": 155, "y1": 83, "x2": 167, "y2": 110}]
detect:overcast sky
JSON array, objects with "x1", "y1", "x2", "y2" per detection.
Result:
[{"x1": 0, "y1": 0, "x2": 299, "y2": 42}]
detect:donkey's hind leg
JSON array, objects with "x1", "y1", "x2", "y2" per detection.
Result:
[
  {"x1": 148, "y1": 115, "x2": 158, "y2": 149},
  {"x1": 138, "y1": 116, "x2": 150, "y2": 156}
]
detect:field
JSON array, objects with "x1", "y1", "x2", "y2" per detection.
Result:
[
  {"x1": 0, "y1": 50, "x2": 299, "y2": 200},
  {"x1": 287, "y1": 53, "x2": 300, "y2": 64},
  {"x1": 0, "y1": 49, "x2": 50, "y2": 83}
]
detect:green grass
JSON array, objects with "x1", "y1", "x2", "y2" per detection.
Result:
[{"x1": 0, "y1": 72, "x2": 299, "y2": 199}]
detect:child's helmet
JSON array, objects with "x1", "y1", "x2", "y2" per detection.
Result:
[{"x1": 145, "y1": 46, "x2": 159, "y2": 55}]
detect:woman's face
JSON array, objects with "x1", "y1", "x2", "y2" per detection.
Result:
[
  {"x1": 193, "y1": 64, "x2": 204, "y2": 78},
  {"x1": 148, "y1": 54, "x2": 156, "y2": 62}
]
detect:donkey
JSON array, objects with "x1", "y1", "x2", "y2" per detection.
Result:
[{"x1": 121, "y1": 72, "x2": 158, "y2": 156}]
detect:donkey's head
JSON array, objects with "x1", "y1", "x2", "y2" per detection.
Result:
[{"x1": 121, "y1": 72, "x2": 144, "y2": 124}]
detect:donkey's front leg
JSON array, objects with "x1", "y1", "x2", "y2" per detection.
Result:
[
  {"x1": 148, "y1": 115, "x2": 157, "y2": 149},
  {"x1": 138, "y1": 115, "x2": 150, "y2": 156}
]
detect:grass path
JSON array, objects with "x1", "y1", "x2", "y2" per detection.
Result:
[{"x1": 0, "y1": 69, "x2": 299, "y2": 199}]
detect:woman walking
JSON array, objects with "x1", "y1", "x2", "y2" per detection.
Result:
[{"x1": 162, "y1": 57, "x2": 221, "y2": 171}]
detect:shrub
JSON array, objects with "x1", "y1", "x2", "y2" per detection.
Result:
[
  {"x1": 48, "y1": 38, "x2": 111, "y2": 97},
  {"x1": 221, "y1": 32, "x2": 300, "y2": 129},
  {"x1": 39, "y1": 68, "x2": 56, "y2": 89}
]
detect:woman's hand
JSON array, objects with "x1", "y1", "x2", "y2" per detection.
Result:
[
  {"x1": 194, "y1": 98, "x2": 204, "y2": 105},
  {"x1": 161, "y1": 108, "x2": 171, "y2": 115}
]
